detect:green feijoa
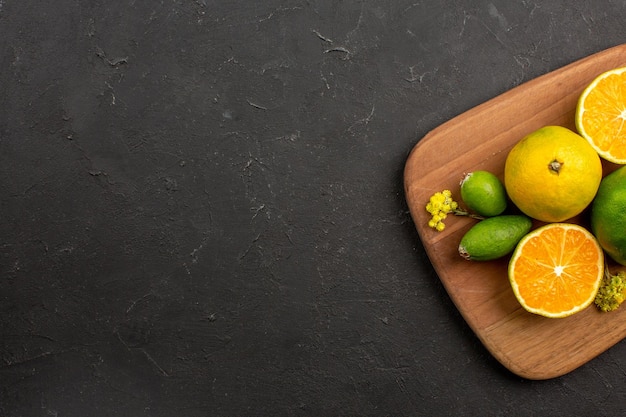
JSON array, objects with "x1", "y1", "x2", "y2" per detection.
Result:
[
  {"x1": 460, "y1": 171, "x2": 507, "y2": 217},
  {"x1": 458, "y1": 215, "x2": 532, "y2": 261}
]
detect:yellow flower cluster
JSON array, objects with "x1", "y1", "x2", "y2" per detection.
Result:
[
  {"x1": 426, "y1": 190, "x2": 459, "y2": 231},
  {"x1": 595, "y1": 270, "x2": 626, "y2": 312}
]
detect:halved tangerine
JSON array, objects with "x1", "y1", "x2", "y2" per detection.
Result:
[
  {"x1": 575, "y1": 66, "x2": 626, "y2": 164},
  {"x1": 508, "y1": 223, "x2": 604, "y2": 318}
]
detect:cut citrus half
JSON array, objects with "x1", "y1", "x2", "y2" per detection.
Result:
[
  {"x1": 508, "y1": 223, "x2": 604, "y2": 318},
  {"x1": 575, "y1": 66, "x2": 626, "y2": 164}
]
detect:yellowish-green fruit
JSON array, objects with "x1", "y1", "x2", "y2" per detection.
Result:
[
  {"x1": 460, "y1": 171, "x2": 507, "y2": 217},
  {"x1": 591, "y1": 166, "x2": 626, "y2": 265},
  {"x1": 504, "y1": 126, "x2": 602, "y2": 222},
  {"x1": 458, "y1": 215, "x2": 532, "y2": 261}
]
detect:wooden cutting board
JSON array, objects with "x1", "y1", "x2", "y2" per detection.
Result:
[{"x1": 404, "y1": 44, "x2": 626, "y2": 380}]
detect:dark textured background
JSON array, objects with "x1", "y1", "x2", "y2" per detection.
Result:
[{"x1": 2, "y1": 1, "x2": 626, "y2": 416}]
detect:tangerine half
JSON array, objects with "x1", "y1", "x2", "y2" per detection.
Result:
[
  {"x1": 576, "y1": 66, "x2": 626, "y2": 164},
  {"x1": 508, "y1": 223, "x2": 604, "y2": 318}
]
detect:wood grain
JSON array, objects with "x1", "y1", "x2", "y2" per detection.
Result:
[{"x1": 404, "y1": 44, "x2": 626, "y2": 380}]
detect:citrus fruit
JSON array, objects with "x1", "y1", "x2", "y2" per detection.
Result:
[
  {"x1": 458, "y1": 215, "x2": 531, "y2": 261},
  {"x1": 591, "y1": 165, "x2": 626, "y2": 265},
  {"x1": 508, "y1": 223, "x2": 604, "y2": 318},
  {"x1": 575, "y1": 66, "x2": 626, "y2": 164},
  {"x1": 460, "y1": 171, "x2": 507, "y2": 217},
  {"x1": 504, "y1": 126, "x2": 602, "y2": 222}
]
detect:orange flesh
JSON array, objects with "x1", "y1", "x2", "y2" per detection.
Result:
[
  {"x1": 579, "y1": 71, "x2": 626, "y2": 161},
  {"x1": 510, "y1": 225, "x2": 603, "y2": 316}
]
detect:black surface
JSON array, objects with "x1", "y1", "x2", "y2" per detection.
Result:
[{"x1": 2, "y1": 1, "x2": 626, "y2": 416}]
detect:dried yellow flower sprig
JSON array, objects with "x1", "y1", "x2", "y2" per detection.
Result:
[
  {"x1": 425, "y1": 190, "x2": 483, "y2": 231},
  {"x1": 595, "y1": 268, "x2": 626, "y2": 312}
]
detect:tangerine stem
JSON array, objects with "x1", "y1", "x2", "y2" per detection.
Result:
[{"x1": 548, "y1": 159, "x2": 562, "y2": 175}]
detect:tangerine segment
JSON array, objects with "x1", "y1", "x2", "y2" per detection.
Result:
[
  {"x1": 508, "y1": 223, "x2": 604, "y2": 318},
  {"x1": 576, "y1": 66, "x2": 626, "y2": 164}
]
